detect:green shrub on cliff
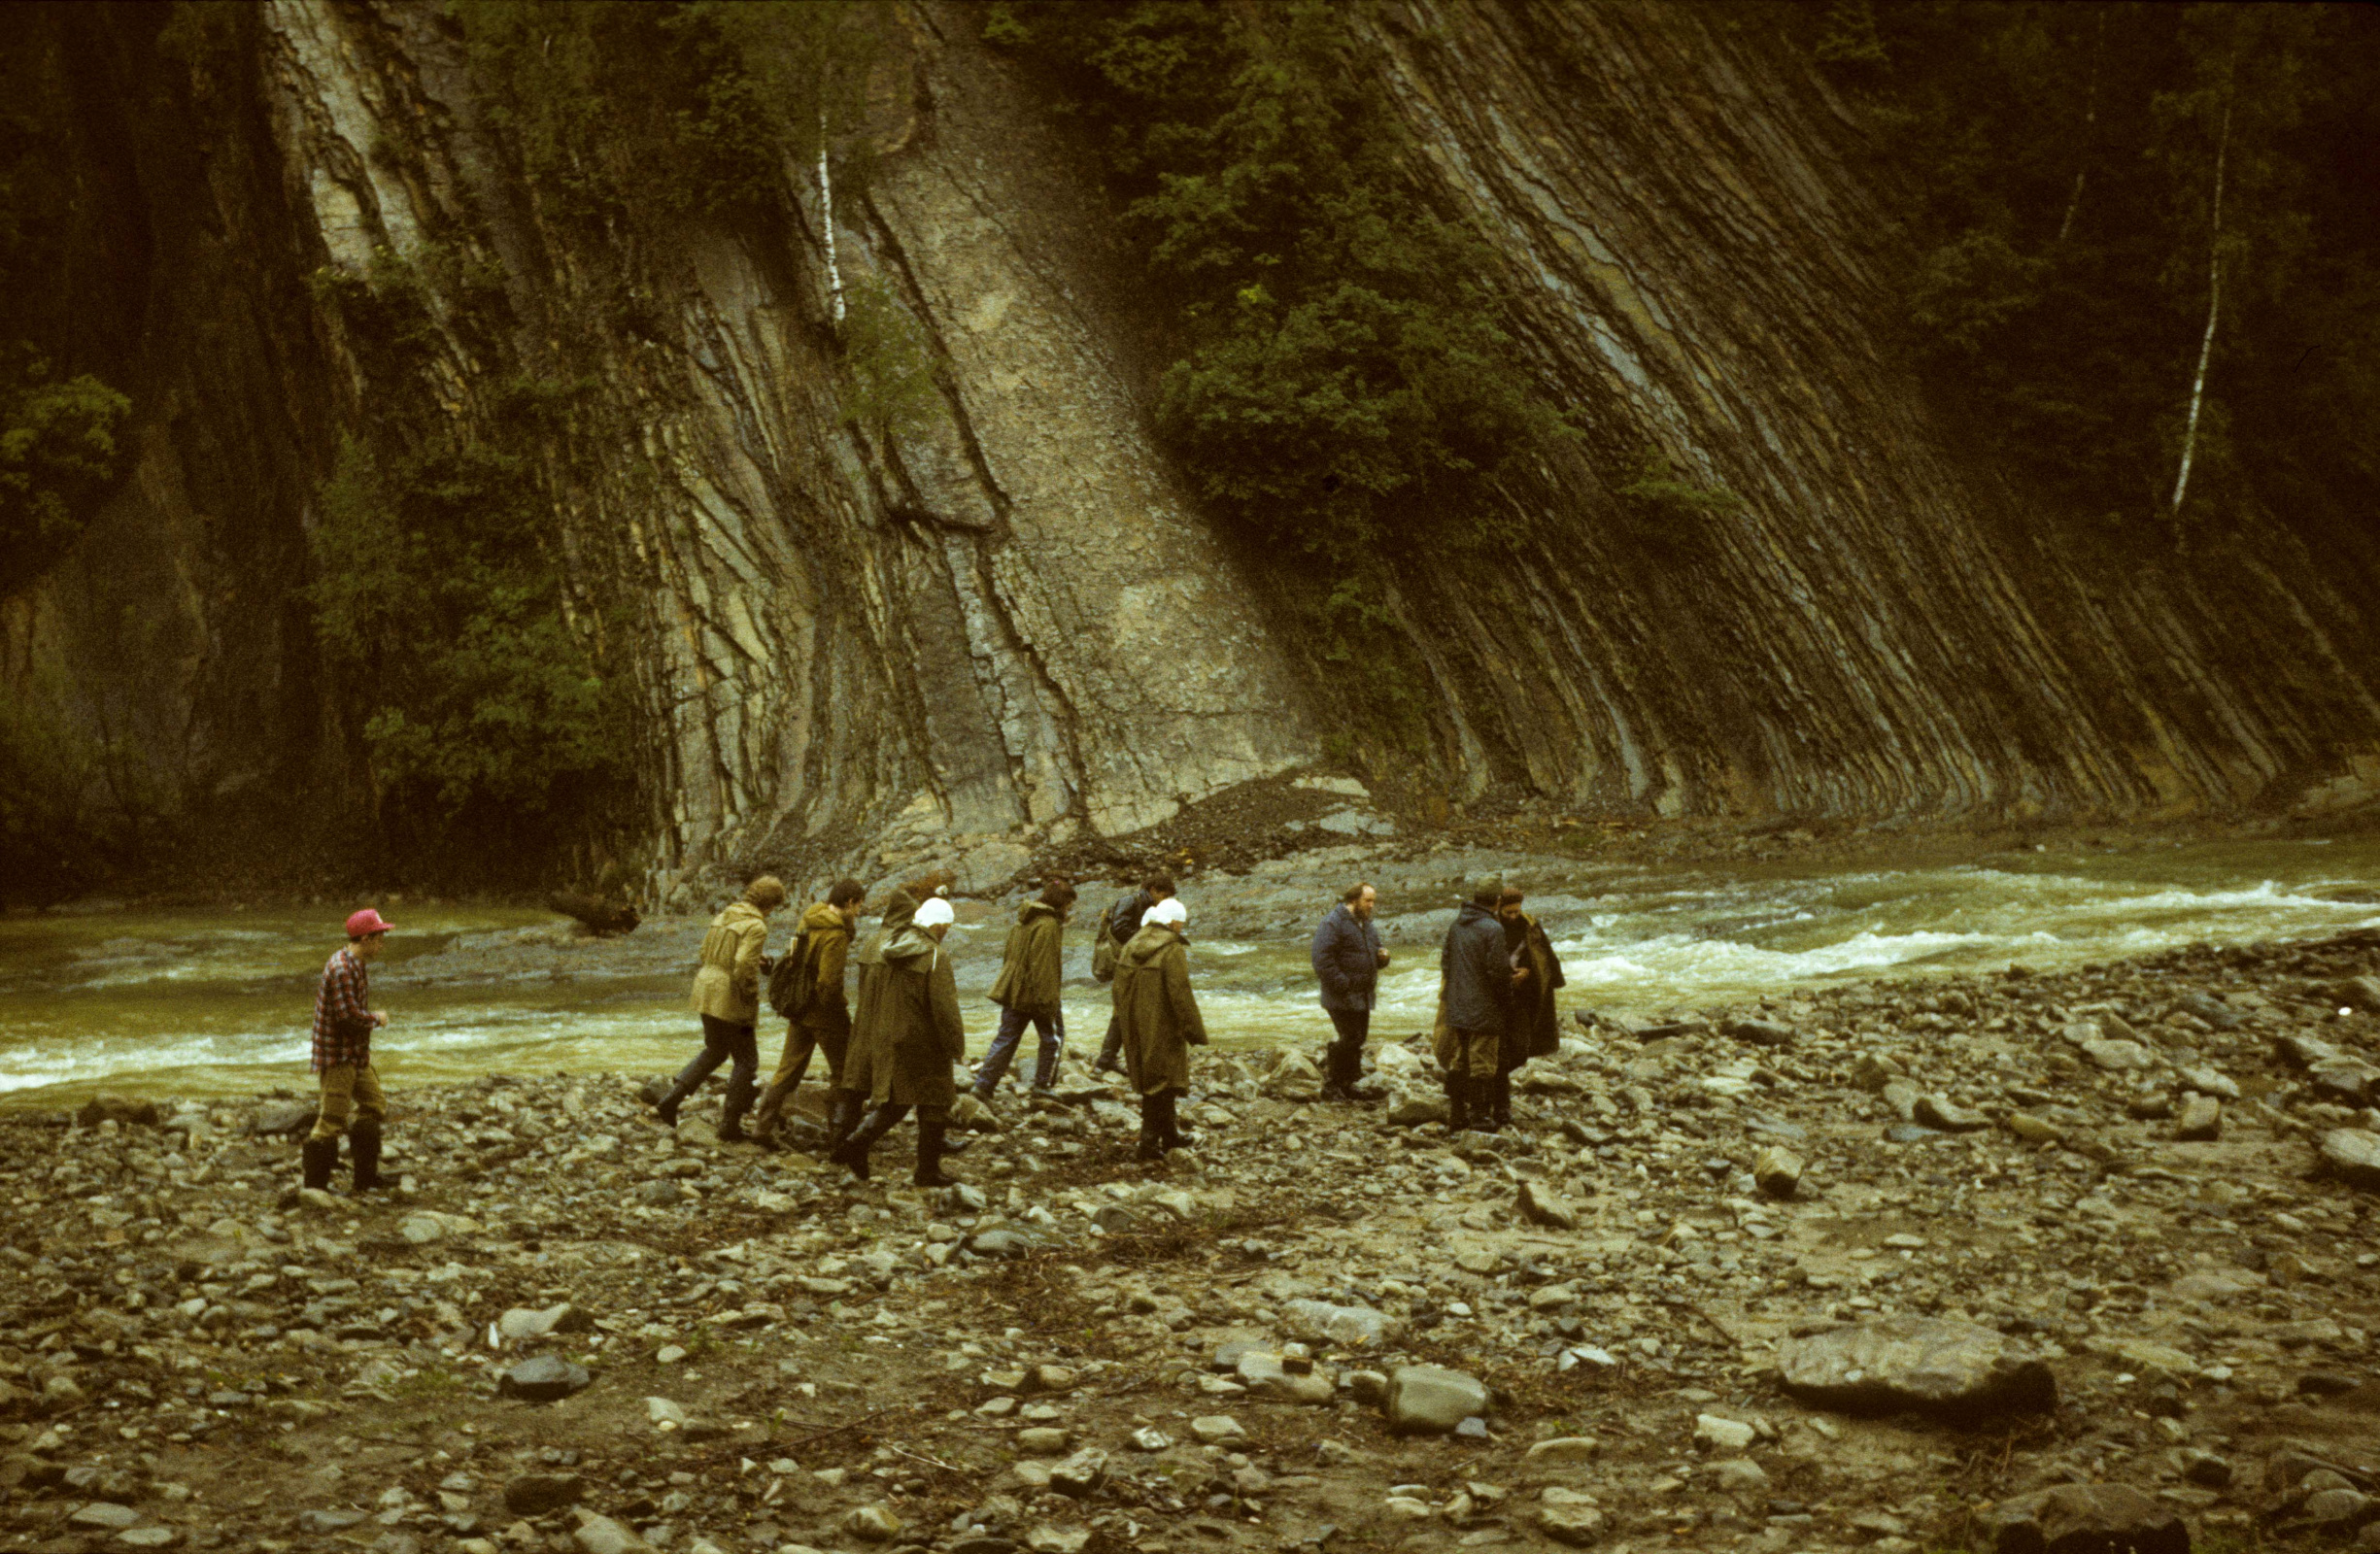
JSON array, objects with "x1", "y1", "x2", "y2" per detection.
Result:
[
  {"x1": 305, "y1": 436, "x2": 629, "y2": 845},
  {"x1": 983, "y1": 0, "x2": 1569, "y2": 563},
  {"x1": 0, "y1": 347, "x2": 131, "y2": 596}
]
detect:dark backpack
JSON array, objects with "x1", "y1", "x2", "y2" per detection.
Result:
[{"x1": 767, "y1": 930, "x2": 815, "y2": 1018}]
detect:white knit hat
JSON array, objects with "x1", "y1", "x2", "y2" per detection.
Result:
[
  {"x1": 914, "y1": 897, "x2": 955, "y2": 928},
  {"x1": 1141, "y1": 897, "x2": 1187, "y2": 928}
]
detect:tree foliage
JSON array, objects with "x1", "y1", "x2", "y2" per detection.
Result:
[
  {"x1": 0, "y1": 348, "x2": 132, "y2": 596},
  {"x1": 304, "y1": 432, "x2": 629, "y2": 840},
  {"x1": 1811, "y1": 1, "x2": 2380, "y2": 535},
  {"x1": 984, "y1": 0, "x2": 1570, "y2": 564}
]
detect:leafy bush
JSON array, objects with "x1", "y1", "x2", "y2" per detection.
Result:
[
  {"x1": 304, "y1": 434, "x2": 629, "y2": 845},
  {"x1": 985, "y1": 0, "x2": 1570, "y2": 566},
  {"x1": 0, "y1": 346, "x2": 132, "y2": 595}
]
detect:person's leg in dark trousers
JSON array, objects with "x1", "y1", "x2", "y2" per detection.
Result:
[
  {"x1": 1094, "y1": 1011, "x2": 1125, "y2": 1075},
  {"x1": 654, "y1": 1017, "x2": 733, "y2": 1126},
  {"x1": 751, "y1": 1023, "x2": 818, "y2": 1145},
  {"x1": 716, "y1": 1018, "x2": 760, "y2": 1141},
  {"x1": 833, "y1": 1101, "x2": 909, "y2": 1181},
  {"x1": 1030, "y1": 1007, "x2": 1065, "y2": 1093},
  {"x1": 974, "y1": 1005, "x2": 1029, "y2": 1098},
  {"x1": 1323, "y1": 1007, "x2": 1369, "y2": 1098}
]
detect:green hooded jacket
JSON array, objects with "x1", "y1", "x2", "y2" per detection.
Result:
[{"x1": 987, "y1": 899, "x2": 1065, "y2": 1016}]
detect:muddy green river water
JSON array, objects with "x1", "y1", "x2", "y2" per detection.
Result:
[{"x1": 3, "y1": 837, "x2": 2376, "y2": 1108}]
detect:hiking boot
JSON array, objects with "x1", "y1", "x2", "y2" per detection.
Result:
[
  {"x1": 350, "y1": 1122, "x2": 387, "y2": 1192},
  {"x1": 301, "y1": 1137, "x2": 337, "y2": 1193}
]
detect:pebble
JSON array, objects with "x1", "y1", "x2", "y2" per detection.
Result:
[
  {"x1": 1384, "y1": 1365, "x2": 1489, "y2": 1436},
  {"x1": 496, "y1": 1354, "x2": 590, "y2": 1402}
]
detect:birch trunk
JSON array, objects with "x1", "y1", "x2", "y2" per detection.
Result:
[
  {"x1": 2168, "y1": 95, "x2": 2232, "y2": 522},
  {"x1": 819, "y1": 113, "x2": 846, "y2": 326},
  {"x1": 2054, "y1": 12, "x2": 2106, "y2": 245}
]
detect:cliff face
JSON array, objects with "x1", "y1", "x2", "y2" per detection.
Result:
[{"x1": 6, "y1": 0, "x2": 2377, "y2": 896}]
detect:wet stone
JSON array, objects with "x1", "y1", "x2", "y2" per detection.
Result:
[
  {"x1": 2321, "y1": 1129, "x2": 2380, "y2": 1192},
  {"x1": 1753, "y1": 1145, "x2": 1804, "y2": 1199},
  {"x1": 2176, "y1": 1094, "x2": 2223, "y2": 1140},
  {"x1": 1384, "y1": 1365, "x2": 1489, "y2": 1436},
  {"x1": 1779, "y1": 1318, "x2": 2057, "y2": 1422},
  {"x1": 1988, "y1": 1483, "x2": 2186, "y2": 1554},
  {"x1": 498, "y1": 1355, "x2": 591, "y2": 1402}
]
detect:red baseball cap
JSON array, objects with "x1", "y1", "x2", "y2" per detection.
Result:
[{"x1": 345, "y1": 908, "x2": 393, "y2": 938}]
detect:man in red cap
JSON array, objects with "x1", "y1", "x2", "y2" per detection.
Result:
[{"x1": 305, "y1": 908, "x2": 393, "y2": 1192}]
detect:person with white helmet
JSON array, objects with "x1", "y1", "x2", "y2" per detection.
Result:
[
  {"x1": 1113, "y1": 895, "x2": 1207, "y2": 1160},
  {"x1": 833, "y1": 888, "x2": 970, "y2": 1185}
]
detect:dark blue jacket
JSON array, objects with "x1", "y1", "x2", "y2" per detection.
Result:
[
  {"x1": 1309, "y1": 903, "x2": 1382, "y2": 1012},
  {"x1": 1440, "y1": 902, "x2": 1509, "y2": 1033}
]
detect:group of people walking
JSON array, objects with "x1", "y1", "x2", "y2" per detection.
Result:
[{"x1": 295, "y1": 867, "x2": 1566, "y2": 1192}]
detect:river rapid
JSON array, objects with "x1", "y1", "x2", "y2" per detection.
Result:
[{"x1": 4, "y1": 836, "x2": 2377, "y2": 1109}]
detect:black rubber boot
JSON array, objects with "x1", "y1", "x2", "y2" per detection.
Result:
[
  {"x1": 653, "y1": 1074, "x2": 697, "y2": 1128},
  {"x1": 1465, "y1": 1078, "x2": 1501, "y2": 1133},
  {"x1": 1135, "y1": 1094, "x2": 1164, "y2": 1162},
  {"x1": 1157, "y1": 1091, "x2": 1193, "y2": 1153},
  {"x1": 914, "y1": 1120, "x2": 961, "y2": 1188},
  {"x1": 717, "y1": 1074, "x2": 756, "y2": 1143},
  {"x1": 832, "y1": 1104, "x2": 903, "y2": 1182},
  {"x1": 1444, "y1": 1075, "x2": 1470, "y2": 1132},
  {"x1": 350, "y1": 1122, "x2": 386, "y2": 1192},
  {"x1": 1492, "y1": 1074, "x2": 1514, "y2": 1130},
  {"x1": 301, "y1": 1137, "x2": 337, "y2": 1192},
  {"x1": 825, "y1": 1091, "x2": 863, "y2": 1156}
]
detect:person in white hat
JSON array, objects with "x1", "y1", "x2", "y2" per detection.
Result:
[
  {"x1": 833, "y1": 890, "x2": 970, "y2": 1185},
  {"x1": 1113, "y1": 895, "x2": 1207, "y2": 1159}
]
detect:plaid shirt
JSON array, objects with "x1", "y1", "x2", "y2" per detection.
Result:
[{"x1": 311, "y1": 947, "x2": 374, "y2": 1072}]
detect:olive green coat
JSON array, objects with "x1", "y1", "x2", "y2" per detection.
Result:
[
  {"x1": 1114, "y1": 923, "x2": 1207, "y2": 1098},
  {"x1": 987, "y1": 900, "x2": 1065, "y2": 1016},
  {"x1": 843, "y1": 918, "x2": 967, "y2": 1110},
  {"x1": 689, "y1": 899, "x2": 771, "y2": 1022}
]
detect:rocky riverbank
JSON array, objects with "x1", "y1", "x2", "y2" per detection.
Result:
[{"x1": 7, "y1": 929, "x2": 2380, "y2": 1554}]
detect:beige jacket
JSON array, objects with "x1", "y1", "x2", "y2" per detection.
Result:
[{"x1": 689, "y1": 899, "x2": 771, "y2": 1023}]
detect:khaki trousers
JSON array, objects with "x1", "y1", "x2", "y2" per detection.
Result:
[{"x1": 309, "y1": 1063, "x2": 386, "y2": 1141}]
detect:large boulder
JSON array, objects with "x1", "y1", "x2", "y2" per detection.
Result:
[
  {"x1": 1777, "y1": 1318, "x2": 2057, "y2": 1422},
  {"x1": 1986, "y1": 1483, "x2": 2189, "y2": 1554},
  {"x1": 2322, "y1": 1129, "x2": 2380, "y2": 1192},
  {"x1": 1383, "y1": 1365, "x2": 1488, "y2": 1436},
  {"x1": 76, "y1": 1096, "x2": 160, "y2": 1129},
  {"x1": 1385, "y1": 1085, "x2": 1448, "y2": 1127}
]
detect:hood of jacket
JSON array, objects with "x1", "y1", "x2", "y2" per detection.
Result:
[
  {"x1": 1017, "y1": 899, "x2": 1060, "y2": 928},
  {"x1": 879, "y1": 892, "x2": 920, "y2": 936},
  {"x1": 1121, "y1": 922, "x2": 1179, "y2": 970},
  {"x1": 1455, "y1": 901, "x2": 1500, "y2": 932},
  {"x1": 799, "y1": 900, "x2": 848, "y2": 935},
  {"x1": 880, "y1": 924, "x2": 940, "y2": 969},
  {"x1": 714, "y1": 899, "x2": 768, "y2": 933}
]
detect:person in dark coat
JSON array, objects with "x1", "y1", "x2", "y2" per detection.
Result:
[
  {"x1": 833, "y1": 895, "x2": 969, "y2": 1186},
  {"x1": 1493, "y1": 887, "x2": 1567, "y2": 1129},
  {"x1": 1434, "y1": 877, "x2": 1511, "y2": 1132},
  {"x1": 1091, "y1": 873, "x2": 1174, "y2": 1076},
  {"x1": 1309, "y1": 881, "x2": 1389, "y2": 1100}
]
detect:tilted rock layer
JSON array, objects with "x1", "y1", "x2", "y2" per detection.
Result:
[{"x1": 6, "y1": 0, "x2": 2377, "y2": 886}]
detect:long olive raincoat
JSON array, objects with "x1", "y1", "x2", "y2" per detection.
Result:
[
  {"x1": 1114, "y1": 922, "x2": 1207, "y2": 1098},
  {"x1": 843, "y1": 915, "x2": 967, "y2": 1110}
]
